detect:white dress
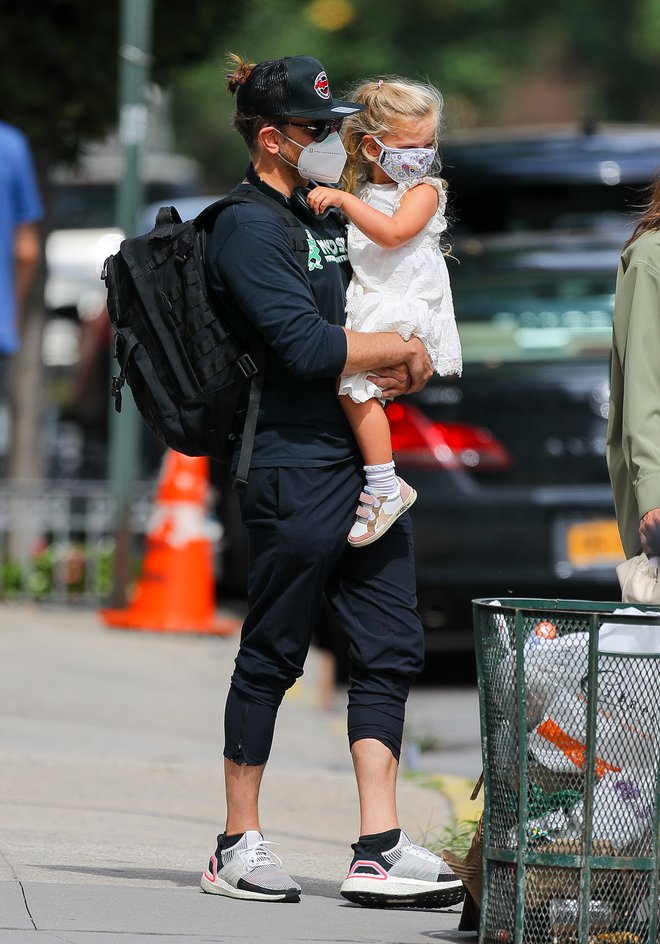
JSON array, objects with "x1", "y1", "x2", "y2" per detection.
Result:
[{"x1": 339, "y1": 176, "x2": 462, "y2": 403}]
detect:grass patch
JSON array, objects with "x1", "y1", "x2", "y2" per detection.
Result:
[
  {"x1": 406, "y1": 771, "x2": 482, "y2": 857},
  {"x1": 425, "y1": 818, "x2": 480, "y2": 858}
]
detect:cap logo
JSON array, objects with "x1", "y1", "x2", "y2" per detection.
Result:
[{"x1": 314, "y1": 71, "x2": 330, "y2": 100}]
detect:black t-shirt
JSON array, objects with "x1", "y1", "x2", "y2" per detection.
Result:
[{"x1": 206, "y1": 167, "x2": 357, "y2": 468}]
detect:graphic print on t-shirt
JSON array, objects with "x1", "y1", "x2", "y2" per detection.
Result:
[{"x1": 305, "y1": 229, "x2": 348, "y2": 271}]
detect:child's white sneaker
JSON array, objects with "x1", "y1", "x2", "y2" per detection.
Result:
[{"x1": 347, "y1": 477, "x2": 417, "y2": 547}]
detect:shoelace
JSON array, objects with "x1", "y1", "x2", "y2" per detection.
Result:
[
  {"x1": 402, "y1": 840, "x2": 442, "y2": 863},
  {"x1": 244, "y1": 839, "x2": 284, "y2": 871}
]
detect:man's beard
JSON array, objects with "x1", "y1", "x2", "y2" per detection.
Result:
[{"x1": 276, "y1": 140, "x2": 309, "y2": 186}]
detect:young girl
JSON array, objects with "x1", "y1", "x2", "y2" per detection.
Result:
[{"x1": 307, "y1": 76, "x2": 462, "y2": 547}]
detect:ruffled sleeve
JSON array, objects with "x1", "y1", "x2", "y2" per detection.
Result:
[{"x1": 393, "y1": 175, "x2": 447, "y2": 213}]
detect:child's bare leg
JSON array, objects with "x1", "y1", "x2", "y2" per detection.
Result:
[
  {"x1": 340, "y1": 395, "x2": 392, "y2": 466},
  {"x1": 340, "y1": 394, "x2": 399, "y2": 497}
]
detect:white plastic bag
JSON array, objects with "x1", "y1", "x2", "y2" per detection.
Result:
[
  {"x1": 599, "y1": 607, "x2": 660, "y2": 655},
  {"x1": 523, "y1": 630, "x2": 590, "y2": 725},
  {"x1": 528, "y1": 693, "x2": 623, "y2": 776},
  {"x1": 569, "y1": 770, "x2": 655, "y2": 849}
]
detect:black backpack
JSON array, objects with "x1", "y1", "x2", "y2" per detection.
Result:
[{"x1": 102, "y1": 187, "x2": 309, "y2": 486}]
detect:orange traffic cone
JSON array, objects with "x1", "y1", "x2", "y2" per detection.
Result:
[{"x1": 100, "y1": 450, "x2": 240, "y2": 635}]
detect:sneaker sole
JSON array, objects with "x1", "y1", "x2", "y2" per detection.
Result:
[
  {"x1": 348, "y1": 487, "x2": 418, "y2": 548},
  {"x1": 200, "y1": 872, "x2": 301, "y2": 902},
  {"x1": 340, "y1": 875, "x2": 464, "y2": 909}
]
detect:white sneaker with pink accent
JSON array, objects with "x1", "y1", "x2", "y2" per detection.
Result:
[
  {"x1": 340, "y1": 829, "x2": 464, "y2": 908},
  {"x1": 200, "y1": 830, "x2": 301, "y2": 901},
  {"x1": 347, "y1": 477, "x2": 417, "y2": 547}
]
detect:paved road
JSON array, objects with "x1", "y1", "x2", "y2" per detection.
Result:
[{"x1": 0, "y1": 603, "x2": 481, "y2": 943}]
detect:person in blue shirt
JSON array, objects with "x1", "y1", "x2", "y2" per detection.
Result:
[
  {"x1": 0, "y1": 121, "x2": 43, "y2": 399},
  {"x1": 198, "y1": 54, "x2": 464, "y2": 912}
]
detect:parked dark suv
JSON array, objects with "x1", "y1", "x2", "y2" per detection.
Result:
[
  {"x1": 440, "y1": 124, "x2": 660, "y2": 238},
  {"x1": 402, "y1": 124, "x2": 660, "y2": 648}
]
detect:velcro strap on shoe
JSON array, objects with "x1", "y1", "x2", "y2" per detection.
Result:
[
  {"x1": 358, "y1": 491, "x2": 374, "y2": 505},
  {"x1": 355, "y1": 505, "x2": 371, "y2": 519}
]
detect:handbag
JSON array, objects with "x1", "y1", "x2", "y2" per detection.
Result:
[
  {"x1": 616, "y1": 553, "x2": 660, "y2": 604},
  {"x1": 442, "y1": 773, "x2": 484, "y2": 932}
]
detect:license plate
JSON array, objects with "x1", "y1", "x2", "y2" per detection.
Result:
[{"x1": 565, "y1": 519, "x2": 625, "y2": 569}]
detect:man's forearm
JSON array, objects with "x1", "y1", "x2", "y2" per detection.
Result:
[
  {"x1": 342, "y1": 329, "x2": 433, "y2": 392},
  {"x1": 14, "y1": 223, "x2": 40, "y2": 325},
  {"x1": 343, "y1": 329, "x2": 413, "y2": 374}
]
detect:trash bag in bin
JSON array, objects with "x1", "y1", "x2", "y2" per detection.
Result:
[{"x1": 568, "y1": 769, "x2": 656, "y2": 849}]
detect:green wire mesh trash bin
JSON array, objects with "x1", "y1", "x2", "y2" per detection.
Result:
[{"x1": 473, "y1": 598, "x2": 660, "y2": 944}]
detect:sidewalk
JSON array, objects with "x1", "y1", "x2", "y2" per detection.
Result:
[{"x1": 0, "y1": 603, "x2": 478, "y2": 944}]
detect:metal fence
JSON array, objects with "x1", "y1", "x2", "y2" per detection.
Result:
[{"x1": 0, "y1": 480, "x2": 156, "y2": 605}]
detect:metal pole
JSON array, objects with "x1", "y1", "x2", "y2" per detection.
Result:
[{"x1": 108, "y1": 0, "x2": 153, "y2": 606}]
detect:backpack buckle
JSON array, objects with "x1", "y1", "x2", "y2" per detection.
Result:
[
  {"x1": 111, "y1": 375, "x2": 124, "y2": 412},
  {"x1": 237, "y1": 354, "x2": 257, "y2": 378},
  {"x1": 174, "y1": 240, "x2": 194, "y2": 266}
]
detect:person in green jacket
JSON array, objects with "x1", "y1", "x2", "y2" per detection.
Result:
[{"x1": 607, "y1": 179, "x2": 660, "y2": 559}]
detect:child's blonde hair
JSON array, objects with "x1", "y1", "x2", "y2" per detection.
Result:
[{"x1": 340, "y1": 76, "x2": 445, "y2": 194}]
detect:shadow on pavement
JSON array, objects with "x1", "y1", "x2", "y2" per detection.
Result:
[
  {"x1": 423, "y1": 930, "x2": 477, "y2": 941},
  {"x1": 291, "y1": 875, "x2": 341, "y2": 900},
  {"x1": 37, "y1": 865, "x2": 200, "y2": 888}
]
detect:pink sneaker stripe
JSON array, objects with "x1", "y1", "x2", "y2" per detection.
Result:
[{"x1": 346, "y1": 860, "x2": 389, "y2": 881}]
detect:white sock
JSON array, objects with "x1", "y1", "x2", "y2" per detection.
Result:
[{"x1": 364, "y1": 461, "x2": 398, "y2": 497}]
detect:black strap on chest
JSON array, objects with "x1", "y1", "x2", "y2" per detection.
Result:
[{"x1": 197, "y1": 184, "x2": 312, "y2": 486}]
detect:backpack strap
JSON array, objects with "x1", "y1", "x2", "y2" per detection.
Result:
[
  {"x1": 196, "y1": 187, "x2": 313, "y2": 488},
  {"x1": 197, "y1": 186, "x2": 310, "y2": 270},
  {"x1": 234, "y1": 362, "x2": 263, "y2": 488}
]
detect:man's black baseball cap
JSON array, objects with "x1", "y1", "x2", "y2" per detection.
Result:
[{"x1": 237, "y1": 56, "x2": 365, "y2": 119}]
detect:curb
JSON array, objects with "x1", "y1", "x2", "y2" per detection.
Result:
[{"x1": 411, "y1": 772, "x2": 483, "y2": 827}]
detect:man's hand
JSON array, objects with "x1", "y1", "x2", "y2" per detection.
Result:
[
  {"x1": 342, "y1": 329, "x2": 432, "y2": 390},
  {"x1": 403, "y1": 337, "x2": 433, "y2": 393},
  {"x1": 640, "y1": 508, "x2": 660, "y2": 556},
  {"x1": 366, "y1": 364, "x2": 411, "y2": 399}
]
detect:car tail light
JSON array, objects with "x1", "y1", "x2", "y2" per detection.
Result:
[{"x1": 386, "y1": 402, "x2": 513, "y2": 471}]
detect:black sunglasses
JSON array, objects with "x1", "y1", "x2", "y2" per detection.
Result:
[{"x1": 278, "y1": 118, "x2": 342, "y2": 143}]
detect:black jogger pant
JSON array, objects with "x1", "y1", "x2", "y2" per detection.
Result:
[{"x1": 223, "y1": 461, "x2": 424, "y2": 766}]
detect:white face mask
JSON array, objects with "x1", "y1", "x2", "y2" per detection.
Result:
[
  {"x1": 278, "y1": 130, "x2": 347, "y2": 184},
  {"x1": 372, "y1": 135, "x2": 437, "y2": 184}
]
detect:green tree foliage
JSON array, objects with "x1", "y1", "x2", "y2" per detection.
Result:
[
  {"x1": 171, "y1": 0, "x2": 660, "y2": 191},
  {"x1": 1, "y1": 0, "x2": 658, "y2": 180},
  {"x1": 536, "y1": 0, "x2": 660, "y2": 120},
  {"x1": 173, "y1": 0, "x2": 535, "y2": 190},
  {"x1": 0, "y1": 0, "x2": 242, "y2": 165}
]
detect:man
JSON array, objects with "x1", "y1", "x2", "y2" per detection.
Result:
[
  {"x1": 200, "y1": 55, "x2": 463, "y2": 909},
  {"x1": 0, "y1": 121, "x2": 42, "y2": 400}
]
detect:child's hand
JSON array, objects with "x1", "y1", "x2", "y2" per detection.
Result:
[{"x1": 306, "y1": 186, "x2": 346, "y2": 215}]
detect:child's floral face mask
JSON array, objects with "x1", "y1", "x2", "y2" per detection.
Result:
[{"x1": 372, "y1": 135, "x2": 437, "y2": 184}]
